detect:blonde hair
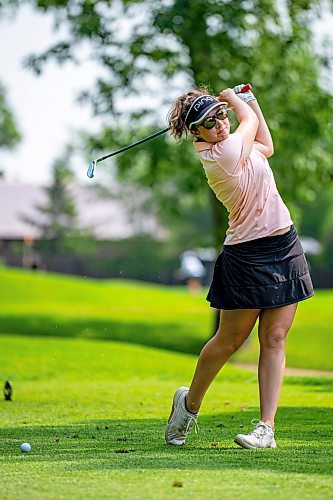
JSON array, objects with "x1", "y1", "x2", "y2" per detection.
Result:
[{"x1": 168, "y1": 86, "x2": 212, "y2": 141}]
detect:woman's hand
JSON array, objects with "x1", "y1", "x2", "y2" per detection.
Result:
[
  {"x1": 218, "y1": 88, "x2": 237, "y2": 103},
  {"x1": 219, "y1": 88, "x2": 259, "y2": 159},
  {"x1": 233, "y1": 84, "x2": 256, "y2": 104}
]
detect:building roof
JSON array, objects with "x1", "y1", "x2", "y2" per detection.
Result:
[{"x1": 0, "y1": 181, "x2": 164, "y2": 240}]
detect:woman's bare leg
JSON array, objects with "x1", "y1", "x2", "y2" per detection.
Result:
[
  {"x1": 257, "y1": 303, "x2": 298, "y2": 428},
  {"x1": 186, "y1": 308, "x2": 261, "y2": 413}
]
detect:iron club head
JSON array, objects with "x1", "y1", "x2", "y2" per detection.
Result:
[{"x1": 87, "y1": 159, "x2": 97, "y2": 178}]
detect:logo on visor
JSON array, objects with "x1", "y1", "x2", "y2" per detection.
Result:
[{"x1": 193, "y1": 96, "x2": 215, "y2": 112}]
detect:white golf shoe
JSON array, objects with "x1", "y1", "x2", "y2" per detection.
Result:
[
  {"x1": 234, "y1": 419, "x2": 277, "y2": 449},
  {"x1": 165, "y1": 386, "x2": 198, "y2": 445}
]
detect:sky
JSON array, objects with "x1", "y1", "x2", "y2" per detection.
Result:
[
  {"x1": 0, "y1": 4, "x2": 332, "y2": 187},
  {"x1": 0, "y1": 5, "x2": 101, "y2": 186}
]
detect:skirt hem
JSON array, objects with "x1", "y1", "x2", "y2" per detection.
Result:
[{"x1": 208, "y1": 292, "x2": 315, "y2": 311}]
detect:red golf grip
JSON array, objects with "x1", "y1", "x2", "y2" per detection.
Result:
[{"x1": 240, "y1": 83, "x2": 252, "y2": 93}]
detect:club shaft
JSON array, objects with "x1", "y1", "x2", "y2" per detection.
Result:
[{"x1": 96, "y1": 127, "x2": 170, "y2": 163}]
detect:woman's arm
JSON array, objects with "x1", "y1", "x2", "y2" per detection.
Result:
[
  {"x1": 248, "y1": 99, "x2": 274, "y2": 158},
  {"x1": 219, "y1": 88, "x2": 259, "y2": 159}
]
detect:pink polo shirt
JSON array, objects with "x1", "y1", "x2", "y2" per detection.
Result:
[{"x1": 195, "y1": 133, "x2": 293, "y2": 245}]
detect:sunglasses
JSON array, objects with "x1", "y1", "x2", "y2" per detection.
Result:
[{"x1": 197, "y1": 108, "x2": 228, "y2": 130}]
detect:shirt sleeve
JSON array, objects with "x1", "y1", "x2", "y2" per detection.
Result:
[{"x1": 210, "y1": 133, "x2": 244, "y2": 175}]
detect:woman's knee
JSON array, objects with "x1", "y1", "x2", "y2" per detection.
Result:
[
  {"x1": 259, "y1": 326, "x2": 288, "y2": 350},
  {"x1": 215, "y1": 329, "x2": 249, "y2": 354},
  {"x1": 214, "y1": 310, "x2": 259, "y2": 353},
  {"x1": 258, "y1": 304, "x2": 297, "y2": 351}
]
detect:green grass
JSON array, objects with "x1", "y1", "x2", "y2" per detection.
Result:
[
  {"x1": 0, "y1": 267, "x2": 332, "y2": 370},
  {"x1": 0, "y1": 267, "x2": 210, "y2": 354},
  {"x1": 1, "y1": 334, "x2": 333, "y2": 499}
]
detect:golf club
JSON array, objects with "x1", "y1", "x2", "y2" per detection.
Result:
[
  {"x1": 87, "y1": 127, "x2": 170, "y2": 178},
  {"x1": 87, "y1": 84, "x2": 252, "y2": 179}
]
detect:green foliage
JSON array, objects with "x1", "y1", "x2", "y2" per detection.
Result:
[
  {"x1": 24, "y1": 151, "x2": 96, "y2": 261},
  {"x1": 38, "y1": 160, "x2": 76, "y2": 241},
  {"x1": 4, "y1": 0, "x2": 333, "y2": 246},
  {"x1": 0, "y1": 82, "x2": 21, "y2": 150}
]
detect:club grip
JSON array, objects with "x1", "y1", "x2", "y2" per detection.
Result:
[{"x1": 240, "y1": 83, "x2": 252, "y2": 93}]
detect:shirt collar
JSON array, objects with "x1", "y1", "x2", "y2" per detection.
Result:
[{"x1": 194, "y1": 141, "x2": 213, "y2": 153}]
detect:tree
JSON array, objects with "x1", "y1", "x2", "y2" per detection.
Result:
[
  {"x1": 0, "y1": 83, "x2": 21, "y2": 150},
  {"x1": 25, "y1": 150, "x2": 95, "y2": 268},
  {"x1": 6, "y1": 0, "x2": 333, "y2": 247}
]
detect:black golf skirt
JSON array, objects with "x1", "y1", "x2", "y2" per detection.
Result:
[{"x1": 207, "y1": 226, "x2": 314, "y2": 310}]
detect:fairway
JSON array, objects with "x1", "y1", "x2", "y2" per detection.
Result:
[
  {"x1": 1, "y1": 334, "x2": 332, "y2": 499},
  {"x1": 1, "y1": 268, "x2": 333, "y2": 499},
  {"x1": 0, "y1": 267, "x2": 333, "y2": 370}
]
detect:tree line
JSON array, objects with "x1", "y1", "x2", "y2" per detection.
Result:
[{"x1": 1, "y1": 0, "x2": 333, "y2": 277}]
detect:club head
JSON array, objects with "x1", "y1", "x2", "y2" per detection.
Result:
[{"x1": 87, "y1": 159, "x2": 97, "y2": 178}]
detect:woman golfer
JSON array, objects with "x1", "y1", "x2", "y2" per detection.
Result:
[{"x1": 165, "y1": 84, "x2": 314, "y2": 449}]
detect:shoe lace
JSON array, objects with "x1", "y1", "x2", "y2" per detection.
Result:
[
  {"x1": 179, "y1": 414, "x2": 199, "y2": 435},
  {"x1": 249, "y1": 419, "x2": 271, "y2": 439}
]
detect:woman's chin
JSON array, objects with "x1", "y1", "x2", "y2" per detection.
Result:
[{"x1": 218, "y1": 130, "x2": 229, "y2": 140}]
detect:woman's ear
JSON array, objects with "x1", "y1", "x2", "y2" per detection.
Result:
[{"x1": 190, "y1": 128, "x2": 201, "y2": 138}]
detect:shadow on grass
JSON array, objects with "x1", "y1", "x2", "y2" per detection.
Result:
[
  {"x1": 0, "y1": 314, "x2": 205, "y2": 355},
  {"x1": 1, "y1": 407, "x2": 332, "y2": 475}
]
